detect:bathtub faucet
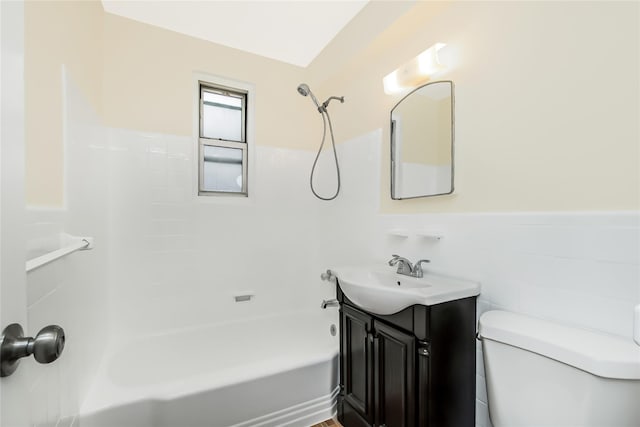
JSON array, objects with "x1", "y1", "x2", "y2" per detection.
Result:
[{"x1": 321, "y1": 299, "x2": 339, "y2": 309}]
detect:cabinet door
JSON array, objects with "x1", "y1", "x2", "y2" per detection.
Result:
[
  {"x1": 341, "y1": 305, "x2": 374, "y2": 424},
  {"x1": 374, "y1": 320, "x2": 416, "y2": 427}
]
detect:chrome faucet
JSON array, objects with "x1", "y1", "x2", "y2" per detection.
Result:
[
  {"x1": 321, "y1": 299, "x2": 339, "y2": 309},
  {"x1": 413, "y1": 259, "x2": 430, "y2": 278},
  {"x1": 388, "y1": 255, "x2": 431, "y2": 278},
  {"x1": 388, "y1": 254, "x2": 414, "y2": 276}
]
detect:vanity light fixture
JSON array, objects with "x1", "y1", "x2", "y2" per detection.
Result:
[{"x1": 383, "y1": 42, "x2": 448, "y2": 95}]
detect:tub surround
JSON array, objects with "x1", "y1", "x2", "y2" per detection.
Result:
[{"x1": 107, "y1": 128, "x2": 334, "y2": 340}]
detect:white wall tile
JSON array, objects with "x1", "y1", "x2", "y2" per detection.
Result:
[
  {"x1": 106, "y1": 129, "x2": 327, "y2": 339},
  {"x1": 25, "y1": 71, "x2": 109, "y2": 426},
  {"x1": 590, "y1": 226, "x2": 640, "y2": 264}
]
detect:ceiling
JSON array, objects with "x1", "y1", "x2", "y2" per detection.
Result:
[{"x1": 102, "y1": 0, "x2": 369, "y2": 68}]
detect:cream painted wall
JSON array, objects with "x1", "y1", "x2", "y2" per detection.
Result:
[
  {"x1": 314, "y1": 1, "x2": 640, "y2": 213},
  {"x1": 102, "y1": 12, "x2": 315, "y2": 151},
  {"x1": 25, "y1": 0, "x2": 104, "y2": 207},
  {"x1": 25, "y1": 1, "x2": 640, "y2": 212},
  {"x1": 305, "y1": 0, "x2": 417, "y2": 88}
]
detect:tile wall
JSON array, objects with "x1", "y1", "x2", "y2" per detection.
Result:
[
  {"x1": 106, "y1": 128, "x2": 335, "y2": 342},
  {"x1": 25, "y1": 70, "x2": 109, "y2": 426},
  {"x1": 374, "y1": 212, "x2": 639, "y2": 427}
]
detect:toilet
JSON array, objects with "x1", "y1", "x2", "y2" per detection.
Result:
[{"x1": 478, "y1": 310, "x2": 640, "y2": 427}]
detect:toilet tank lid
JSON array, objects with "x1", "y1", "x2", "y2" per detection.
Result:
[{"x1": 479, "y1": 310, "x2": 640, "y2": 380}]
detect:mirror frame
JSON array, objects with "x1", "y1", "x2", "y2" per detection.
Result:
[{"x1": 390, "y1": 80, "x2": 455, "y2": 200}]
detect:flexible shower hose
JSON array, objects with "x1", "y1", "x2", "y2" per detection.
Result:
[{"x1": 310, "y1": 110, "x2": 341, "y2": 201}]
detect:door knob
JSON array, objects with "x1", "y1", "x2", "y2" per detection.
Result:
[{"x1": 1, "y1": 323, "x2": 65, "y2": 377}]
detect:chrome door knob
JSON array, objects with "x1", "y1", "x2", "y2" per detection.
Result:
[
  {"x1": 32, "y1": 325, "x2": 65, "y2": 364},
  {"x1": 1, "y1": 323, "x2": 66, "y2": 377}
]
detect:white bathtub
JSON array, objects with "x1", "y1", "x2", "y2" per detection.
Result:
[{"x1": 80, "y1": 310, "x2": 339, "y2": 427}]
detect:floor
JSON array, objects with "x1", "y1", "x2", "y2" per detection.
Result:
[{"x1": 311, "y1": 419, "x2": 342, "y2": 427}]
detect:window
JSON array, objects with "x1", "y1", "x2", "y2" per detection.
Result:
[{"x1": 199, "y1": 82, "x2": 248, "y2": 196}]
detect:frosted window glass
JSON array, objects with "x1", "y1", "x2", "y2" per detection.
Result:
[
  {"x1": 202, "y1": 146, "x2": 243, "y2": 193},
  {"x1": 202, "y1": 91, "x2": 243, "y2": 141},
  {"x1": 203, "y1": 92, "x2": 242, "y2": 108}
]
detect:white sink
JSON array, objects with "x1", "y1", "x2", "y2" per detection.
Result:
[{"x1": 331, "y1": 265, "x2": 480, "y2": 315}]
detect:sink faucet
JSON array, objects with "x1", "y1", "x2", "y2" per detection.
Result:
[
  {"x1": 413, "y1": 259, "x2": 430, "y2": 278},
  {"x1": 388, "y1": 254, "x2": 414, "y2": 276},
  {"x1": 388, "y1": 255, "x2": 431, "y2": 278}
]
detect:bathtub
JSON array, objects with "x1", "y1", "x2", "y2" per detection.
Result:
[{"x1": 79, "y1": 310, "x2": 339, "y2": 427}]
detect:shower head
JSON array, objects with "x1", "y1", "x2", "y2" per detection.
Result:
[
  {"x1": 297, "y1": 83, "x2": 322, "y2": 112},
  {"x1": 297, "y1": 83, "x2": 310, "y2": 97}
]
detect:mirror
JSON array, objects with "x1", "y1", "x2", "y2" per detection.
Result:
[{"x1": 391, "y1": 81, "x2": 454, "y2": 199}]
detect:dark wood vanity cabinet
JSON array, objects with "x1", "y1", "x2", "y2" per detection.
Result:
[{"x1": 337, "y1": 286, "x2": 477, "y2": 427}]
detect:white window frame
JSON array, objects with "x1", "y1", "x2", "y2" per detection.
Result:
[{"x1": 193, "y1": 72, "x2": 255, "y2": 203}]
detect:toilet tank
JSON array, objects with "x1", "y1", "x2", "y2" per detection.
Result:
[{"x1": 478, "y1": 311, "x2": 640, "y2": 427}]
